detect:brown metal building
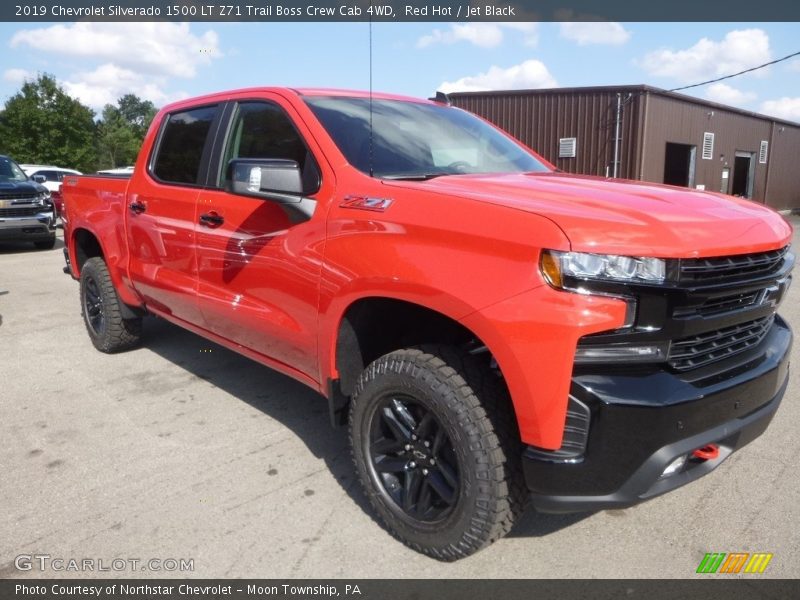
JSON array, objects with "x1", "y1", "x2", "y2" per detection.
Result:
[{"x1": 449, "y1": 85, "x2": 800, "y2": 211}]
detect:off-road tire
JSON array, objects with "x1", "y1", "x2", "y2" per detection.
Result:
[
  {"x1": 349, "y1": 345, "x2": 526, "y2": 560},
  {"x1": 79, "y1": 257, "x2": 142, "y2": 353}
]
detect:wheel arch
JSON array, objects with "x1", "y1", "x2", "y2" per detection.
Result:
[
  {"x1": 326, "y1": 295, "x2": 516, "y2": 431},
  {"x1": 70, "y1": 226, "x2": 143, "y2": 316},
  {"x1": 70, "y1": 227, "x2": 104, "y2": 275}
]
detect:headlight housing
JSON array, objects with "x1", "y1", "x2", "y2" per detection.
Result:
[
  {"x1": 541, "y1": 250, "x2": 666, "y2": 288},
  {"x1": 37, "y1": 190, "x2": 51, "y2": 203}
]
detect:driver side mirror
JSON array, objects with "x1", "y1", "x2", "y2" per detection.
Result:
[
  {"x1": 32, "y1": 174, "x2": 46, "y2": 184},
  {"x1": 225, "y1": 159, "x2": 303, "y2": 201}
]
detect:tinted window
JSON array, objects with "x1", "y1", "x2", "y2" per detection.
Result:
[
  {"x1": 153, "y1": 105, "x2": 218, "y2": 185},
  {"x1": 0, "y1": 157, "x2": 28, "y2": 182},
  {"x1": 34, "y1": 170, "x2": 60, "y2": 182},
  {"x1": 221, "y1": 101, "x2": 318, "y2": 192},
  {"x1": 305, "y1": 97, "x2": 548, "y2": 179}
]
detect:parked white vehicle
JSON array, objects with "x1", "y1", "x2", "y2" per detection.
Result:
[{"x1": 20, "y1": 165, "x2": 82, "y2": 195}]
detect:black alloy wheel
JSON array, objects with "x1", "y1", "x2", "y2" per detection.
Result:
[
  {"x1": 82, "y1": 273, "x2": 105, "y2": 336},
  {"x1": 368, "y1": 394, "x2": 460, "y2": 523}
]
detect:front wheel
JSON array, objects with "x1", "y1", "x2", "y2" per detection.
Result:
[
  {"x1": 79, "y1": 257, "x2": 142, "y2": 353},
  {"x1": 34, "y1": 236, "x2": 56, "y2": 250},
  {"x1": 349, "y1": 346, "x2": 526, "y2": 560}
]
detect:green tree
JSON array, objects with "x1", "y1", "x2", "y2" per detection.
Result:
[
  {"x1": 96, "y1": 105, "x2": 139, "y2": 169},
  {"x1": 0, "y1": 73, "x2": 96, "y2": 172},
  {"x1": 117, "y1": 94, "x2": 157, "y2": 139},
  {"x1": 96, "y1": 95, "x2": 157, "y2": 169}
]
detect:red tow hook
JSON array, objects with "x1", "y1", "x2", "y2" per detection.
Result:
[{"x1": 692, "y1": 444, "x2": 720, "y2": 461}]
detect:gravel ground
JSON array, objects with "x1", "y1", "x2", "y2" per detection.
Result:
[{"x1": 1, "y1": 218, "x2": 798, "y2": 579}]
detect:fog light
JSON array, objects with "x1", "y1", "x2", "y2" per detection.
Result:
[
  {"x1": 662, "y1": 455, "x2": 687, "y2": 477},
  {"x1": 574, "y1": 343, "x2": 669, "y2": 363}
]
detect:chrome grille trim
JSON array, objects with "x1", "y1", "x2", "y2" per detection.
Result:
[
  {"x1": 678, "y1": 247, "x2": 789, "y2": 283},
  {"x1": 668, "y1": 316, "x2": 774, "y2": 371},
  {"x1": 0, "y1": 206, "x2": 45, "y2": 218}
]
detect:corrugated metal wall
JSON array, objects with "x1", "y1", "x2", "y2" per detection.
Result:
[
  {"x1": 640, "y1": 93, "x2": 772, "y2": 202},
  {"x1": 763, "y1": 122, "x2": 800, "y2": 211},
  {"x1": 450, "y1": 88, "x2": 642, "y2": 180},
  {"x1": 450, "y1": 86, "x2": 799, "y2": 210}
]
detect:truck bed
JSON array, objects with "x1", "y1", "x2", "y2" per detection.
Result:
[{"x1": 63, "y1": 174, "x2": 134, "y2": 303}]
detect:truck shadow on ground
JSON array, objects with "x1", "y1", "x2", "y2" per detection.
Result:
[
  {"x1": 141, "y1": 316, "x2": 592, "y2": 541},
  {"x1": 0, "y1": 237, "x2": 64, "y2": 254}
]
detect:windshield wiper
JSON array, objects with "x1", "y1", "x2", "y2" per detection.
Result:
[{"x1": 382, "y1": 173, "x2": 450, "y2": 181}]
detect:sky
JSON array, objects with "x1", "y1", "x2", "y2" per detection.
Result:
[{"x1": 0, "y1": 21, "x2": 798, "y2": 122}]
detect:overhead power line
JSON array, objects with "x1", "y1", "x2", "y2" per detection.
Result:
[{"x1": 667, "y1": 50, "x2": 800, "y2": 93}]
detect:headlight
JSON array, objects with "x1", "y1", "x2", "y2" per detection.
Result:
[
  {"x1": 541, "y1": 250, "x2": 666, "y2": 288},
  {"x1": 37, "y1": 190, "x2": 51, "y2": 202}
]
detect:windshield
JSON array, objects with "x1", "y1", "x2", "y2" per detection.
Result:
[
  {"x1": 0, "y1": 156, "x2": 29, "y2": 182},
  {"x1": 304, "y1": 97, "x2": 549, "y2": 179}
]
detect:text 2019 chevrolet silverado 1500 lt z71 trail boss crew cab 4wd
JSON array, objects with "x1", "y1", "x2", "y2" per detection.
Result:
[{"x1": 62, "y1": 88, "x2": 793, "y2": 560}]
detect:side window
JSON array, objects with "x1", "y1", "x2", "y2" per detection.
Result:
[
  {"x1": 221, "y1": 102, "x2": 320, "y2": 194},
  {"x1": 34, "y1": 170, "x2": 56, "y2": 182},
  {"x1": 152, "y1": 105, "x2": 219, "y2": 185}
]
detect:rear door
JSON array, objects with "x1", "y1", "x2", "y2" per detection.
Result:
[
  {"x1": 194, "y1": 95, "x2": 330, "y2": 379},
  {"x1": 126, "y1": 103, "x2": 223, "y2": 325}
]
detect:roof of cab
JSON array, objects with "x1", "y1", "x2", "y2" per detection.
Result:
[{"x1": 158, "y1": 87, "x2": 435, "y2": 113}]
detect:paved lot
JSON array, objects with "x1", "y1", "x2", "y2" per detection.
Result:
[{"x1": 1, "y1": 219, "x2": 799, "y2": 579}]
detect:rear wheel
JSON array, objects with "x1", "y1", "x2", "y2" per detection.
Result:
[
  {"x1": 349, "y1": 346, "x2": 526, "y2": 560},
  {"x1": 79, "y1": 257, "x2": 142, "y2": 353}
]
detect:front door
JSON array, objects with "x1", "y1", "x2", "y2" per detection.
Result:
[
  {"x1": 663, "y1": 142, "x2": 696, "y2": 188},
  {"x1": 732, "y1": 151, "x2": 755, "y2": 198},
  {"x1": 194, "y1": 98, "x2": 327, "y2": 378},
  {"x1": 127, "y1": 104, "x2": 222, "y2": 325}
]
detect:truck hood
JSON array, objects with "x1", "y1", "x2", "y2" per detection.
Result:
[
  {"x1": 0, "y1": 180, "x2": 47, "y2": 197},
  {"x1": 390, "y1": 172, "x2": 792, "y2": 258}
]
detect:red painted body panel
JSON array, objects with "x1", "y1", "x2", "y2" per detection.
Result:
[
  {"x1": 63, "y1": 87, "x2": 794, "y2": 450},
  {"x1": 194, "y1": 187, "x2": 325, "y2": 378},
  {"x1": 126, "y1": 182, "x2": 202, "y2": 323},
  {"x1": 461, "y1": 287, "x2": 627, "y2": 449},
  {"x1": 400, "y1": 173, "x2": 793, "y2": 257},
  {"x1": 62, "y1": 176, "x2": 143, "y2": 309}
]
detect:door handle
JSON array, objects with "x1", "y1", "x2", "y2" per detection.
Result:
[
  {"x1": 128, "y1": 200, "x2": 146, "y2": 214},
  {"x1": 199, "y1": 212, "x2": 224, "y2": 227}
]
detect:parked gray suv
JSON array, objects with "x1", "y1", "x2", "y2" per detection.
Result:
[{"x1": 0, "y1": 155, "x2": 56, "y2": 249}]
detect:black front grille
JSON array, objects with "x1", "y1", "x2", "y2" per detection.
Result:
[
  {"x1": 0, "y1": 192, "x2": 37, "y2": 201},
  {"x1": 0, "y1": 206, "x2": 43, "y2": 218},
  {"x1": 673, "y1": 289, "x2": 765, "y2": 318},
  {"x1": 679, "y1": 247, "x2": 789, "y2": 284},
  {"x1": 668, "y1": 315, "x2": 775, "y2": 371}
]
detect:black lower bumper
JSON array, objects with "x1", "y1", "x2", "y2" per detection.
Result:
[
  {"x1": 0, "y1": 222, "x2": 55, "y2": 242},
  {"x1": 524, "y1": 315, "x2": 792, "y2": 513}
]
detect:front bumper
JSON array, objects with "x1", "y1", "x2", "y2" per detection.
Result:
[
  {"x1": 0, "y1": 212, "x2": 56, "y2": 242},
  {"x1": 524, "y1": 314, "x2": 792, "y2": 512}
]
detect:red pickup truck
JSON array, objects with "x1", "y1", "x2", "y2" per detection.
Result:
[{"x1": 63, "y1": 87, "x2": 793, "y2": 560}]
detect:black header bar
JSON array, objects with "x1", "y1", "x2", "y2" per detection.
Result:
[
  {"x1": 3, "y1": 579, "x2": 800, "y2": 600},
  {"x1": 4, "y1": 0, "x2": 800, "y2": 22}
]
